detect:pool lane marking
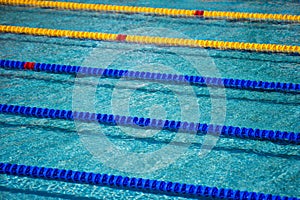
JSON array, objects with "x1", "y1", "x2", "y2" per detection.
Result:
[
  {"x1": 1, "y1": 59, "x2": 299, "y2": 93},
  {"x1": 0, "y1": 0, "x2": 299, "y2": 22},
  {"x1": 1, "y1": 162, "x2": 299, "y2": 200},
  {"x1": 0, "y1": 25, "x2": 299, "y2": 55},
  {"x1": 0, "y1": 104, "x2": 299, "y2": 144}
]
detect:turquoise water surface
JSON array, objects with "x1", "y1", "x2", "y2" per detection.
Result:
[{"x1": 0, "y1": 0, "x2": 299, "y2": 199}]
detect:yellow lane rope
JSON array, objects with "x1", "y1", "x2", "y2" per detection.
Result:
[
  {"x1": 0, "y1": 25, "x2": 299, "y2": 54},
  {"x1": 0, "y1": 0, "x2": 299, "y2": 22}
]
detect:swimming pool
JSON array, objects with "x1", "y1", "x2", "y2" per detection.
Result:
[{"x1": 0, "y1": 0, "x2": 299, "y2": 199}]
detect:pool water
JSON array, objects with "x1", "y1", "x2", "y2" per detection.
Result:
[{"x1": 0, "y1": 0, "x2": 299, "y2": 199}]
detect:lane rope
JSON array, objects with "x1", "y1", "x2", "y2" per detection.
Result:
[
  {"x1": 1, "y1": 59, "x2": 299, "y2": 93},
  {"x1": 0, "y1": 0, "x2": 299, "y2": 22},
  {"x1": 0, "y1": 25, "x2": 299, "y2": 55},
  {"x1": 1, "y1": 163, "x2": 299, "y2": 200},
  {"x1": 0, "y1": 104, "x2": 299, "y2": 144}
]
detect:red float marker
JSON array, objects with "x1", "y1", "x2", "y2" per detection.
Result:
[
  {"x1": 116, "y1": 34, "x2": 127, "y2": 41},
  {"x1": 23, "y1": 62, "x2": 35, "y2": 70},
  {"x1": 194, "y1": 10, "x2": 204, "y2": 16}
]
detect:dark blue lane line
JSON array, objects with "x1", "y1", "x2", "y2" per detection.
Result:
[
  {"x1": 0, "y1": 59, "x2": 299, "y2": 93},
  {"x1": 1, "y1": 163, "x2": 299, "y2": 200},
  {"x1": 1, "y1": 120, "x2": 299, "y2": 160},
  {"x1": 0, "y1": 104, "x2": 299, "y2": 144}
]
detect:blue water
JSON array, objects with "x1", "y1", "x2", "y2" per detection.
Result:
[{"x1": 0, "y1": 1, "x2": 299, "y2": 199}]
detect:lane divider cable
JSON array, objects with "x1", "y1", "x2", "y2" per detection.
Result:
[
  {"x1": 1, "y1": 59, "x2": 299, "y2": 93},
  {"x1": 0, "y1": 0, "x2": 299, "y2": 22},
  {"x1": 0, "y1": 25, "x2": 299, "y2": 55},
  {"x1": 0, "y1": 104, "x2": 299, "y2": 144}
]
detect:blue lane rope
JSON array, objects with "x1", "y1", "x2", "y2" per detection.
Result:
[
  {"x1": 0, "y1": 59, "x2": 299, "y2": 93},
  {"x1": 0, "y1": 104, "x2": 299, "y2": 144},
  {"x1": 0, "y1": 163, "x2": 299, "y2": 200}
]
